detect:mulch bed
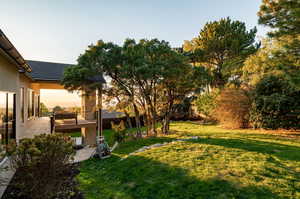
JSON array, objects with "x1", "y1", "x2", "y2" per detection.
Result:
[{"x1": 2, "y1": 163, "x2": 84, "y2": 199}]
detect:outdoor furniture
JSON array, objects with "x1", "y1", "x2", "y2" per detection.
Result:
[
  {"x1": 54, "y1": 112, "x2": 78, "y2": 124},
  {"x1": 50, "y1": 112, "x2": 78, "y2": 133}
]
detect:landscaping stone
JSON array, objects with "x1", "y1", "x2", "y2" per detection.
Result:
[
  {"x1": 121, "y1": 136, "x2": 200, "y2": 160},
  {"x1": 74, "y1": 146, "x2": 96, "y2": 163}
]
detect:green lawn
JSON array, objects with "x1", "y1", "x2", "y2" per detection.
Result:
[{"x1": 78, "y1": 122, "x2": 300, "y2": 199}]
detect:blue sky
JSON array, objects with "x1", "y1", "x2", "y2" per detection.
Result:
[{"x1": 1, "y1": 0, "x2": 267, "y2": 64}]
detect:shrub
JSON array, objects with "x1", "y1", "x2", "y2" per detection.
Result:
[
  {"x1": 250, "y1": 75, "x2": 300, "y2": 129},
  {"x1": 111, "y1": 121, "x2": 127, "y2": 142},
  {"x1": 214, "y1": 88, "x2": 251, "y2": 128},
  {"x1": 195, "y1": 89, "x2": 219, "y2": 118},
  {"x1": 10, "y1": 134, "x2": 75, "y2": 199}
]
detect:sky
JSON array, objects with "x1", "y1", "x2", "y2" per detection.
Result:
[{"x1": 0, "y1": 0, "x2": 268, "y2": 108}]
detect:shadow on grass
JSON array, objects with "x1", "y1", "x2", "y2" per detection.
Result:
[
  {"x1": 79, "y1": 155, "x2": 284, "y2": 199},
  {"x1": 189, "y1": 137, "x2": 300, "y2": 162}
]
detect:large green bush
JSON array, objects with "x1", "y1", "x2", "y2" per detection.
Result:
[
  {"x1": 250, "y1": 75, "x2": 300, "y2": 129},
  {"x1": 10, "y1": 134, "x2": 75, "y2": 199},
  {"x1": 195, "y1": 89, "x2": 219, "y2": 118}
]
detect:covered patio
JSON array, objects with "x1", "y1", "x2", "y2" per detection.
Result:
[{"x1": 25, "y1": 60, "x2": 106, "y2": 145}]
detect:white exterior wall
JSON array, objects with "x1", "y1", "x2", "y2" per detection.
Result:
[
  {"x1": 0, "y1": 53, "x2": 21, "y2": 141},
  {"x1": 18, "y1": 74, "x2": 33, "y2": 140},
  {"x1": 0, "y1": 53, "x2": 40, "y2": 142}
]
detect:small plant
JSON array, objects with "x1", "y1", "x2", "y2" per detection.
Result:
[
  {"x1": 10, "y1": 134, "x2": 75, "y2": 199},
  {"x1": 111, "y1": 121, "x2": 127, "y2": 142}
]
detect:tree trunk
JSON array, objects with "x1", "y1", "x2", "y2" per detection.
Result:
[
  {"x1": 124, "y1": 111, "x2": 133, "y2": 129},
  {"x1": 133, "y1": 103, "x2": 142, "y2": 138},
  {"x1": 142, "y1": 101, "x2": 151, "y2": 136},
  {"x1": 161, "y1": 90, "x2": 174, "y2": 134},
  {"x1": 161, "y1": 104, "x2": 173, "y2": 134},
  {"x1": 165, "y1": 115, "x2": 171, "y2": 133},
  {"x1": 145, "y1": 113, "x2": 151, "y2": 136},
  {"x1": 150, "y1": 108, "x2": 157, "y2": 136}
]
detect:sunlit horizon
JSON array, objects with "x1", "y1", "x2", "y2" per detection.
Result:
[{"x1": 40, "y1": 89, "x2": 81, "y2": 108}]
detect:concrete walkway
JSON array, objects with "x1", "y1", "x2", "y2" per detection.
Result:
[
  {"x1": 0, "y1": 158, "x2": 15, "y2": 198},
  {"x1": 74, "y1": 147, "x2": 96, "y2": 163}
]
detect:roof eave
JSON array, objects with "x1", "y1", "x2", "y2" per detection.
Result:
[{"x1": 0, "y1": 29, "x2": 32, "y2": 72}]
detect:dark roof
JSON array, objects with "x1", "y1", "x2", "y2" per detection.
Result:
[
  {"x1": 102, "y1": 110, "x2": 124, "y2": 119},
  {"x1": 26, "y1": 60, "x2": 106, "y2": 83},
  {"x1": 26, "y1": 60, "x2": 74, "y2": 81},
  {"x1": 0, "y1": 29, "x2": 31, "y2": 72},
  {"x1": 87, "y1": 75, "x2": 106, "y2": 83}
]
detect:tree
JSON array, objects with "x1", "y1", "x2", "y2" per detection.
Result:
[
  {"x1": 250, "y1": 75, "x2": 300, "y2": 129},
  {"x1": 184, "y1": 17, "x2": 259, "y2": 88},
  {"x1": 52, "y1": 105, "x2": 64, "y2": 113},
  {"x1": 121, "y1": 39, "x2": 196, "y2": 135},
  {"x1": 258, "y1": 0, "x2": 300, "y2": 75},
  {"x1": 103, "y1": 84, "x2": 133, "y2": 129},
  {"x1": 258, "y1": 0, "x2": 300, "y2": 37},
  {"x1": 243, "y1": 37, "x2": 300, "y2": 88},
  {"x1": 120, "y1": 38, "x2": 170, "y2": 135},
  {"x1": 158, "y1": 49, "x2": 195, "y2": 134},
  {"x1": 63, "y1": 38, "x2": 208, "y2": 136},
  {"x1": 62, "y1": 40, "x2": 144, "y2": 137},
  {"x1": 39, "y1": 102, "x2": 49, "y2": 116}
]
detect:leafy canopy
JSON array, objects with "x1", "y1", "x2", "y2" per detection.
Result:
[
  {"x1": 258, "y1": 0, "x2": 300, "y2": 37},
  {"x1": 184, "y1": 17, "x2": 258, "y2": 88},
  {"x1": 243, "y1": 36, "x2": 300, "y2": 88}
]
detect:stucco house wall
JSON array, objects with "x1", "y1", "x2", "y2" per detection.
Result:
[
  {"x1": 0, "y1": 53, "x2": 39, "y2": 142},
  {"x1": 0, "y1": 54, "x2": 19, "y2": 92},
  {"x1": 18, "y1": 74, "x2": 33, "y2": 140},
  {"x1": 0, "y1": 53, "x2": 21, "y2": 141}
]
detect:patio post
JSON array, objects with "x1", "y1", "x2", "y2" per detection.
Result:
[
  {"x1": 81, "y1": 88, "x2": 97, "y2": 146},
  {"x1": 97, "y1": 85, "x2": 103, "y2": 138}
]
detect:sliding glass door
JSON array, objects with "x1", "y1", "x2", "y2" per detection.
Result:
[
  {"x1": 7, "y1": 93, "x2": 16, "y2": 141},
  {"x1": 0, "y1": 91, "x2": 16, "y2": 161},
  {"x1": 0, "y1": 92, "x2": 6, "y2": 161}
]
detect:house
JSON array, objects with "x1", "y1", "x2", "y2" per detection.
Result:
[{"x1": 0, "y1": 29, "x2": 105, "y2": 163}]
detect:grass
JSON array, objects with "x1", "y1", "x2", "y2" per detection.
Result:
[
  {"x1": 66, "y1": 126, "x2": 149, "y2": 145},
  {"x1": 78, "y1": 121, "x2": 300, "y2": 199},
  {"x1": 67, "y1": 131, "x2": 82, "y2": 137}
]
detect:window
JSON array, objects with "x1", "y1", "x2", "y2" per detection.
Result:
[
  {"x1": 0, "y1": 91, "x2": 16, "y2": 162},
  {"x1": 35, "y1": 95, "x2": 40, "y2": 117},
  {"x1": 20, "y1": 88, "x2": 24, "y2": 122},
  {"x1": 0, "y1": 92, "x2": 6, "y2": 159},
  {"x1": 28, "y1": 89, "x2": 35, "y2": 118}
]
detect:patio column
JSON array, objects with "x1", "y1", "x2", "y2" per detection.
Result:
[
  {"x1": 81, "y1": 88, "x2": 97, "y2": 146},
  {"x1": 81, "y1": 126, "x2": 96, "y2": 146},
  {"x1": 30, "y1": 83, "x2": 41, "y2": 118},
  {"x1": 81, "y1": 89, "x2": 96, "y2": 120}
]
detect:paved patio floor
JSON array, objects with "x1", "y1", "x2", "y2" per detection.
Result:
[
  {"x1": 20, "y1": 117, "x2": 51, "y2": 139},
  {"x1": 0, "y1": 158, "x2": 15, "y2": 198}
]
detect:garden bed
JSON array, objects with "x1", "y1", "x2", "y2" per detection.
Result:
[{"x1": 2, "y1": 163, "x2": 83, "y2": 199}]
